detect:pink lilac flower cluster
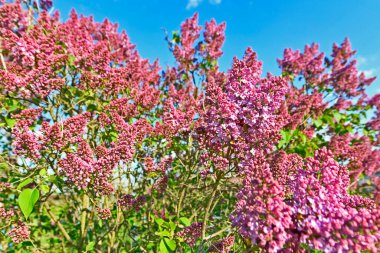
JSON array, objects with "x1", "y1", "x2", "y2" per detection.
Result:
[
  {"x1": 200, "y1": 19, "x2": 226, "y2": 60},
  {"x1": 8, "y1": 222, "x2": 30, "y2": 244},
  {"x1": 38, "y1": 0, "x2": 53, "y2": 11},
  {"x1": 172, "y1": 13, "x2": 202, "y2": 71},
  {"x1": 288, "y1": 148, "x2": 380, "y2": 252},
  {"x1": 0, "y1": 207, "x2": 14, "y2": 220},
  {"x1": 96, "y1": 207, "x2": 111, "y2": 220},
  {"x1": 0, "y1": 2, "x2": 160, "y2": 98},
  {"x1": 0, "y1": 0, "x2": 29, "y2": 33},
  {"x1": 152, "y1": 175, "x2": 168, "y2": 195},
  {"x1": 176, "y1": 222, "x2": 202, "y2": 247},
  {"x1": 58, "y1": 135, "x2": 138, "y2": 194},
  {"x1": 278, "y1": 38, "x2": 375, "y2": 99},
  {"x1": 232, "y1": 148, "x2": 380, "y2": 252},
  {"x1": 198, "y1": 48, "x2": 288, "y2": 157},
  {"x1": 58, "y1": 152, "x2": 93, "y2": 189},
  {"x1": 208, "y1": 236, "x2": 235, "y2": 252},
  {"x1": 155, "y1": 69, "x2": 201, "y2": 141},
  {"x1": 117, "y1": 194, "x2": 133, "y2": 210},
  {"x1": 329, "y1": 134, "x2": 379, "y2": 183},
  {"x1": 196, "y1": 48, "x2": 289, "y2": 181},
  {"x1": 277, "y1": 38, "x2": 379, "y2": 201},
  {"x1": 12, "y1": 108, "x2": 44, "y2": 160},
  {"x1": 38, "y1": 112, "x2": 91, "y2": 151},
  {"x1": 117, "y1": 194, "x2": 146, "y2": 212},
  {"x1": 170, "y1": 13, "x2": 226, "y2": 74},
  {"x1": 143, "y1": 156, "x2": 172, "y2": 175},
  {"x1": 1, "y1": 1, "x2": 379, "y2": 251},
  {"x1": 232, "y1": 152, "x2": 293, "y2": 251},
  {"x1": 278, "y1": 86, "x2": 326, "y2": 130},
  {"x1": 132, "y1": 195, "x2": 147, "y2": 211},
  {"x1": 268, "y1": 151, "x2": 302, "y2": 189},
  {"x1": 9, "y1": 107, "x2": 149, "y2": 195},
  {"x1": 0, "y1": 182, "x2": 11, "y2": 191},
  {"x1": 330, "y1": 38, "x2": 375, "y2": 97},
  {"x1": 277, "y1": 39, "x2": 376, "y2": 133},
  {"x1": 144, "y1": 157, "x2": 166, "y2": 174}
]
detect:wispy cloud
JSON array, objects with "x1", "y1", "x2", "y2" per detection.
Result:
[
  {"x1": 363, "y1": 68, "x2": 377, "y2": 77},
  {"x1": 356, "y1": 55, "x2": 379, "y2": 78},
  {"x1": 209, "y1": 0, "x2": 222, "y2": 5},
  {"x1": 186, "y1": 0, "x2": 221, "y2": 9},
  {"x1": 356, "y1": 56, "x2": 367, "y2": 66},
  {"x1": 186, "y1": 0, "x2": 202, "y2": 9}
]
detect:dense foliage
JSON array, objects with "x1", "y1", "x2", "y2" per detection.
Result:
[{"x1": 0, "y1": 1, "x2": 379, "y2": 252}]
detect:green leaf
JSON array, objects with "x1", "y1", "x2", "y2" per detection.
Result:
[
  {"x1": 313, "y1": 118, "x2": 323, "y2": 128},
  {"x1": 179, "y1": 217, "x2": 191, "y2": 226},
  {"x1": 164, "y1": 238, "x2": 176, "y2": 251},
  {"x1": 333, "y1": 111, "x2": 342, "y2": 123},
  {"x1": 159, "y1": 240, "x2": 169, "y2": 253},
  {"x1": 86, "y1": 241, "x2": 95, "y2": 251},
  {"x1": 87, "y1": 104, "x2": 97, "y2": 112},
  {"x1": 172, "y1": 31, "x2": 180, "y2": 44},
  {"x1": 300, "y1": 133, "x2": 307, "y2": 144},
  {"x1": 40, "y1": 184, "x2": 50, "y2": 194},
  {"x1": 322, "y1": 114, "x2": 334, "y2": 126},
  {"x1": 68, "y1": 54, "x2": 76, "y2": 68},
  {"x1": 39, "y1": 169, "x2": 47, "y2": 177},
  {"x1": 147, "y1": 242, "x2": 155, "y2": 250},
  {"x1": 18, "y1": 189, "x2": 39, "y2": 219},
  {"x1": 110, "y1": 131, "x2": 118, "y2": 142},
  {"x1": 17, "y1": 178, "x2": 33, "y2": 190},
  {"x1": 155, "y1": 230, "x2": 171, "y2": 237},
  {"x1": 5, "y1": 117, "x2": 16, "y2": 128},
  {"x1": 155, "y1": 218, "x2": 165, "y2": 226},
  {"x1": 169, "y1": 221, "x2": 176, "y2": 231},
  {"x1": 277, "y1": 139, "x2": 286, "y2": 148}
]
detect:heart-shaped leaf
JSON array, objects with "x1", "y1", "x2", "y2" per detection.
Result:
[{"x1": 18, "y1": 189, "x2": 39, "y2": 219}]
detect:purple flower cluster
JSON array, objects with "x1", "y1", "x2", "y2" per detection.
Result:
[
  {"x1": 176, "y1": 222, "x2": 202, "y2": 247},
  {"x1": 117, "y1": 194, "x2": 146, "y2": 212},
  {"x1": 233, "y1": 148, "x2": 380, "y2": 252},
  {"x1": 9, "y1": 222, "x2": 30, "y2": 244},
  {"x1": 232, "y1": 152, "x2": 293, "y2": 251},
  {"x1": 198, "y1": 48, "x2": 288, "y2": 156},
  {"x1": 96, "y1": 207, "x2": 111, "y2": 220},
  {"x1": 0, "y1": 207, "x2": 14, "y2": 220},
  {"x1": 209, "y1": 236, "x2": 235, "y2": 252}
]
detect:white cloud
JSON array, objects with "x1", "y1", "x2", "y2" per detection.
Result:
[
  {"x1": 356, "y1": 55, "x2": 379, "y2": 78},
  {"x1": 186, "y1": 0, "x2": 221, "y2": 9},
  {"x1": 356, "y1": 56, "x2": 367, "y2": 66},
  {"x1": 363, "y1": 68, "x2": 377, "y2": 77},
  {"x1": 209, "y1": 0, "x2": 222, "y2": 5},
  {"x1": 186, "y1": 0, "x2": 202, "y2": 9}
]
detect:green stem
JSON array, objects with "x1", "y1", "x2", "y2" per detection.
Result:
[
  {"x1": 44, "y1": 204, "x2": 73, "y2": 244},
  {"x1": 201, "y1": 174, "x2": 221, "y2": 240}
]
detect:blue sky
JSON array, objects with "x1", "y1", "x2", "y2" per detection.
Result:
[{"x1": 53, "y1": 0, "x2": 380, "y2": 95}]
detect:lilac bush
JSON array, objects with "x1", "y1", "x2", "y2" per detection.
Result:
[{"x1": 0, "y1": 1, "x2": 379, "y2": 252}]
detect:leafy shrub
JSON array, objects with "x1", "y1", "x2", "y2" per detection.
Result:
[{"x1": 0, "y1": 1, "x2": 379, "y2": 252}]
